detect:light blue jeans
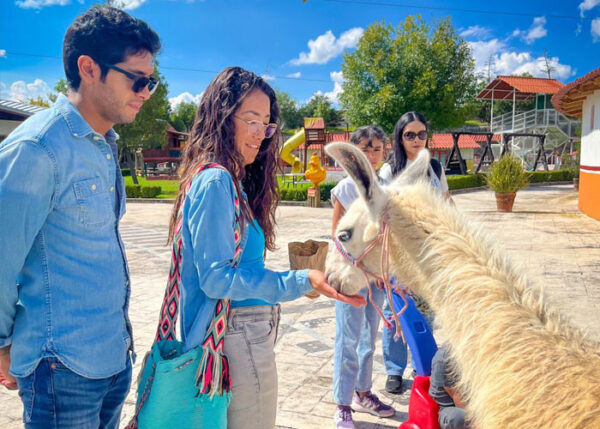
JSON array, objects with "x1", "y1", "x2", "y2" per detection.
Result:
[
  {"x1": 224, "y1": 304, "x2": 281, "y2": 429},
  {"x1": 333, "y1": 285, "x2": 385, "y2": 405},
  {"x1": 382, "y1": 297, "x2": 408, "y2": 376},
  {"x1": 15, "y1": 356, "x2": 131, "y2": 429}
]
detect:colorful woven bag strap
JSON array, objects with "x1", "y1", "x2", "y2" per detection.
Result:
[{"x1": 155, "y1": 163, "x2": 243, "y2": 342}]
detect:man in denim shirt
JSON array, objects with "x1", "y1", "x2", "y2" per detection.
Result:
[{"x1": 0, "y1": 7, "x2": 160, "y2": 427}]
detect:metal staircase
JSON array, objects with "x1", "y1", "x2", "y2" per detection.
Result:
[{"x1": 490, "y1": 108, "x2": 580, "y2": 138}]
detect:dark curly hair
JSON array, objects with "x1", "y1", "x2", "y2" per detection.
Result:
[
  {"x1": 63, "y1": 6, "x2": 161, "y2": 90},
  {"x1": 168, "y1": 67, "x2": 281, "y2": 251}
]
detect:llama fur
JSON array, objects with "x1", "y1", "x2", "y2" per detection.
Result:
[{"x1": 325, "y1": 143, "x2": 600, "y2": 429}]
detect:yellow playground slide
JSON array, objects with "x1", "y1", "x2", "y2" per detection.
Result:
[{"x1": 280, "y1": 128, "x2": 305, "y2": 173}]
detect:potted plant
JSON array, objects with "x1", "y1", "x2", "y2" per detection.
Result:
[{"x1": 486, "y1": 154, "x2": 530, "y2": 212}]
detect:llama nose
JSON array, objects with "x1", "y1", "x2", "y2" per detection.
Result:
[{"x1": 326, "y1": 273, "x2": 341, "y2": 292}]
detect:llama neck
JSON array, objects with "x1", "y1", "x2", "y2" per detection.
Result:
[
  {"x1": 386, "y1": 188, "x2": 600, "y2": 428},
  {"x1": 387, "y1": 188, "x2": 583, "y2": 346}
]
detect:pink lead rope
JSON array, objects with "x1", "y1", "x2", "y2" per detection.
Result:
[{"x1": 332, "y1": 216, "x2": 407, "y2": 342}]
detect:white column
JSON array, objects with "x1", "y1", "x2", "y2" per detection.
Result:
[
  {"x1": 490, "y1": 89, "x2": 495, "y2": 131},
  {"x1": 512, "y1": 88, "x2": 516, "y2": 132}
]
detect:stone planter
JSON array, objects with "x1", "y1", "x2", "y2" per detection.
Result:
[
  {"x1": 573, "y1": 177, "x2": 579, "y2": 191},
  {"x1": 495, "y1": 192, "x2": 516, "y2": 212}
]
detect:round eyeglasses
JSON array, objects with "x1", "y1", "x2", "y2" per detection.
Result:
[
  {"x1": 403, "y1": 130, "x2": 428, "y2": 141},
  {"x1": 234, "y1": 116, "x2": 278, "y2": 139}
]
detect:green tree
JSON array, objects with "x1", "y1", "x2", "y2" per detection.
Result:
[
  {"x1": 275, "y1": 90, "x2": 303, "y2": 130},
  {"x1": 47, "y1": 79, "x2": 68, "y2": 103},
  {"x1": 169, "y1": 101, "x2": 197, "y2": 132},
  {"x1": 298, "y1": 94, "x2": 344, "y2": 127},
  {"x1": 339, "y1": 16, "x2": 478, "y2": 133},
  {"x1": 113, "y1": 64, "x2": 170, "y2": 184},
  {"x1": 27, "y1": 97, "x2": 50, "y2": 108}
]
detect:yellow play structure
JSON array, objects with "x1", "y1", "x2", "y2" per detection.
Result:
[
  {"x1": 280, "y1": 118, "x2": 328, "y2": 207},
  {"x1": 305, "y1": 152, "x2": 326, "y2": 186},
  {"x1": 280, "y1": 128, "x2": 305, "y2": 173}
]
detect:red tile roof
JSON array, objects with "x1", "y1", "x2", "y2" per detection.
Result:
[
  {"x1": 552, "y1": 67, "x2": 600, "y2": 118},
  {"x1": 428, "y1": 133, "x2": 498, "y2": 150},
  {"x1": 477, "y1": 76, "x2": 565, "y2": 100}
]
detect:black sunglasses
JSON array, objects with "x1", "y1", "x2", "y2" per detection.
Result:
[
  {"x1": 403, "y1": 130, "x2": 428, "y2": 141},
  {"x1": 101, "y1": 63, "x2": 160, "y2": 95}
]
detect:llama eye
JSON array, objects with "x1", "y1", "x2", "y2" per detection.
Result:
[{"x1": 338, "y1": 230, "x2": 352, "y2": 242}]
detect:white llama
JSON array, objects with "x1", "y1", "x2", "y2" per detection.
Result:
[{"x1": 324, "y1": 142, "x2": 600, "y2": 429}]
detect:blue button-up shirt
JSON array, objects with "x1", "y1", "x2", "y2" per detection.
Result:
[
  {"x1": 0, "y1": 95, "x2": 132, "y2": 379},
  {"x1": 180, "y1": 167, "x2": 313, "y2": 351}
]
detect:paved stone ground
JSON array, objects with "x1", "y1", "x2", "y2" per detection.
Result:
[{"x1": 1, "y1": 184, "x2": 599, "y2": 428}]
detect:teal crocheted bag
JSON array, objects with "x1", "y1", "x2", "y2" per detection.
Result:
[{"x1": 126, "y1": 164, "x2": 242, "y2": 428}]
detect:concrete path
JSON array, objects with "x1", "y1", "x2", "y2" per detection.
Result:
[{"x1": 1, "y1": 185, "x2": 599, "y2": 428}]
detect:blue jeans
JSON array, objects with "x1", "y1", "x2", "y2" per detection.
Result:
[
  {"x1": 15, "y1": 356, "x2": 132, "y2": 429},
  {"x1": 333, "y1": 285, "x2": 384, "y2": 405},
  {"x1": 382, "y1": 297, "x2": 408, "y2": 376}
]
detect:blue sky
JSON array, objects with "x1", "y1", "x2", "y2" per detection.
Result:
[{"x1": 1, "y1": 0, "x2": 599, "y2": 110}]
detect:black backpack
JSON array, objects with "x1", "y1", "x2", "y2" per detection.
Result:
[{"x1": 429, "y1": 158, "x2": 442, "y2": 180}]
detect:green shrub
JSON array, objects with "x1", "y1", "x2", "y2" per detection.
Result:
[
  {"x1": 126, "y1": 185, "x2": 141, "y2": 198},
  {"x1": 528, "y1": 169, "x2": 574, "y2": 183},
  {"x1": 126, "y1": 185, "x2": 162, "y2": 198},
  {"x1": 319, "y1": 182, "x2": 336, "y2": 201},
  {"x1": 486, "y1": 154, "x2": 529, "y2": 193},
  {"x1": 140, "y1": 186, "x2": 162, "y2": 198},
  {"x1": 293, "y1": 189, "x2": 307, "y2": 201},
  {"x1": 561, "y1": 152, "x2": 580, "y2": 178},
  {"x1": 121, "y1": 168, "x2": 131, "y2": 177},
  {"x1": 447, "y1": 174, "x2": 486, "y2": 190}
]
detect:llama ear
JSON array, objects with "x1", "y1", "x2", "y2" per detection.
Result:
[
  {"x1": 326, "y1": 142, "x2": 386, "y2": 218},
  {"x1": 390, "y1": 149, "x2": 431, "y2": 189}
]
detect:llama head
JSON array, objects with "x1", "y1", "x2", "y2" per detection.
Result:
[{"x1": 325, "y1": 142, "x2": 431, "y2": 295}]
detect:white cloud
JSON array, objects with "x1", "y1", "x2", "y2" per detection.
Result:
[
  {"x1": 592, "y1": 18, "x2": 600, "y2": 42},
  {"x1": 261, "y1": 74, "x2": 275, "y2": 81},
  {"x1": 0, "y1": 79, "x2": 52, "y2": 102},
  {"x1": 468, "y1": 39, "x2": 507, "y2": 73},
  {"x1": 524, "y1": 16, "x2": 547, "y2": 44},
  {"x1": 286, "y1": 72, "x2": 302, "y2": 78},
  {"x1": 168, "y1": 91, "x2": 203, "y2": 109},
  {"x1": 15, "y1": 0, "x2": 155, "y2": 9},
  {"x1": 116, "y1": 0, "x2": 148, "y2": 10},
  {"x1": 0, "y1": 49, "x2": 6, "y2": 58},
  {"x1": 15, "y1": 0, "x2": 71, "y2": 8},
  {"x1": 579, "y1": 0, "x2": 600, "y2": 17},
  {"x1": 512, "y1": 16, "x2": 547, "y2": 45},
  {"x1": 460, "y1": 25, "x2": 492, "y2": 40},
  {"x1": 494, "y1": 52, "x2": 573, "y2": 80},
  {"x1": 290, "y1": 27, "x2": 364, "y2": 65},
  {"x1": 468, "y1": 39, "x2": 573, "y2": 80},
  {"x1": 314, "y1": 71, "x2": 344, "y2": 104}
]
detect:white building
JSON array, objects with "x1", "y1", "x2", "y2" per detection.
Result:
[
  {"x1": 0, "y1": 99, "x2": 46, "y2": 142},
  {"x1": 553, "y1": 68, "x2": 600, "y2": 221}
]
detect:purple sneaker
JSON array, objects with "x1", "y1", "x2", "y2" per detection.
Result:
[
  {"x1": 351, "y1": 391, "x2": 395, "y2": 418},
  {"x1": 334, "y1": 405, "x2": 355, "y2": 429}
]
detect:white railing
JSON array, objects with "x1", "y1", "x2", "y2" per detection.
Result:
[{"x1": 490, "y1": 109, "x2": 580, "y2": 137}]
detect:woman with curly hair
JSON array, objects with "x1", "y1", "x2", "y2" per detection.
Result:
[{"x1": 168, "y1": 66, "x2": 365, "y2": 429}]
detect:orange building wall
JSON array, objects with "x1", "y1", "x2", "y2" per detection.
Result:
[{"x1": 579, "y1": 170, "x2": 600, "y2": 220}]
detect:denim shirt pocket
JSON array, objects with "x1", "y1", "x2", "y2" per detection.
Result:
[{"x1": 73, "y1": 177, "x2": 114, "y2": 227}]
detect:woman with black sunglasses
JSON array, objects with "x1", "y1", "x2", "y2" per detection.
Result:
[
  {"x1": 378, "y1": 111, "x2": 451, "y2": 395},
  {"x1": 381, "y1": 111, "x2": 450, "y2": 199}
]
